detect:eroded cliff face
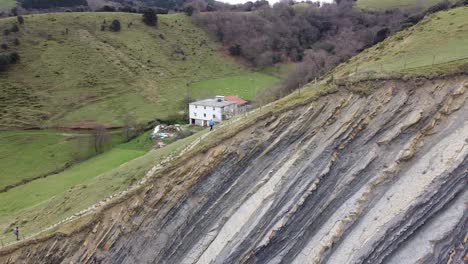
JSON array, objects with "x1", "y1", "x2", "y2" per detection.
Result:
[{"x1": 1, "y1": 76, "x2": 467, "y2": 264}]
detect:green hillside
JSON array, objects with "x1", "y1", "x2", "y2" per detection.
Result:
[
  {"x1": 0, "y1": 0, "x2": 14, "y2": 11},
  {"x1": 0, "y1": 12, "x2": 278, "y2": 129},
  {"x1": 355, "y1": 0, "x2": 456, "y2": 10},
  {"x1": 0, "y1": 130, "x2": 205, "y2": 243},
  {"x1": 334, "y1": 7, "x2": 468, "y2": 79},
  {"x1": 0, "y1": 130, "x2": 126, "y2": 191}
]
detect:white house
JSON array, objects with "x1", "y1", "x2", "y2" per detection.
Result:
[{"x1": 189, "y1": 96, "x2": 248, "y2": 126}]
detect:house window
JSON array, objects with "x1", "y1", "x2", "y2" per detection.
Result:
[
  {"x1": 194, "y1": 113, "x2": 197, "y2": 116},
  {"x1": 204, "y1": 106, "x2": 206, "y2": 110},
  {"x1": 195, "y1": 105, "x2": 197, "y2": 109},
  {"x1": 204, "y1": 113, "x2": 206, "y2": 117},
  {"x1": 213, "y1": 107, "x2": 215, "y2": 110},
  {"x1": 213, "y1": 114, "x2": 216, "y2": 118}
]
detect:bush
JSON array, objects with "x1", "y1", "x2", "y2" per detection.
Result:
[
  {"x1": 185, "y1": 5, "x2": 194, "y2": 16},
  {"x1": 427, "y1": 1, "x2": 450, "y2": 13},
  {"x1": 118, "y1": 6, "x2": 137, "y2": 13},
  {"x1": 109, "y1": 19, "x2": 121, "y2": 32},
  {"x1": 99, "y1": 5, "x2": 116, "y2": 12},
  {"x1": 228, "y1": 44, "x2": 241, "y2": 56},
  {"x1": 1, "y1": 43, "x2": 8, "y2": 50},
  {"x1": 3, "y1": 29, "x2": 10, "y2": 36},
  {"x1": 10, "y1": 24, "x2": 19, "y2": 33},
  {"x1": 13, "y1": 38, "x2": 20, "y2": 46},
  {"x1": 142, "y1": 8, "x2": 158, "y2": 26},
  {"x1": 312, "y1": 42, "x2": 335, "y2": 53},
  {"x1": 0, "y1": 52, "x2": 20, "y2": 71},
  {"x1": 17, "y1": 16, "x2": 24, "y2": 25}
]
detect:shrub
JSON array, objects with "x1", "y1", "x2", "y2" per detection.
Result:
[
  {"x1": 10, "y1": 24, "x2": 19, "y2": 33},
  {"x1": 109, "y1": 19, "x2": 121, "y2": 32},
  {"x1": 427, "y1": 1, "x2": 450, "y2": 13},
  {"x1": 17, "y1": 16, "x2": 24, "y2": 25},
  {"x1": 228, "y1": 44, "x2": 242, "y2": 56},
  {"x1": 13, "y1": 38, "x2": 20, "y2": 46},
  {"x1": 99, "y1": 5, "x2": 116, "y2": 12},
  {"x1": 142, "y1": 8, "x2": 158, "y2": 26},
  {"x1": 9, "y1": 52, "x2": 19, "y2": 63},
  {"x1": 313, "y1": 42, "x2": 335, "y2": 53},
  {"x1": 185, "y1": 5, "x2": 195, "y2": 16},
  {"x1": 3, "y1": 29, "x2": 10, "y2": 36},
  {"x1": 0, "y1": 52, "x2": 20, "y2": 71},
  {"x1": 1, "y1": 43, "x2": 8, "y2": 50}
]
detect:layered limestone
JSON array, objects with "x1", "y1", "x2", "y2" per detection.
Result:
[{"x1": 0, "y1": 76, "x2": 466, "y2": 264}]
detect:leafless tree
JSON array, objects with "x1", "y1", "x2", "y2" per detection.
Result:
[{"x1": 91, "y1": 125, "x2": 110, "y2": 154}]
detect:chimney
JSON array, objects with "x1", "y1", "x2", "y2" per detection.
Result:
[{"x1": 215, "y1": 96, "x2": 224, "y2": 102}]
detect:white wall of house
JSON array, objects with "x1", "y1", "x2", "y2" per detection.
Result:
[{"x1": 189, "y1": 104, "x2": 224, "y2": 124}]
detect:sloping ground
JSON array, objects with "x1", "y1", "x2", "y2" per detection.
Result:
[
  {"x1": 0, "y1": 129, "x2": 206, "y2": 244},
  {"x1": 355, "y1": 0, "x2": 456, "y2": 10},
  {"x1": 0, "y1": 74, "x2": 466, "y2": 264},
  {"x1": 0, "y1": 8, "x2": 467, "y2": 264},
  {"x1": 0, "y1": 12, "x2": 272, "y2": 129},
  {"x1": 334, "y1": 7, "x2": 468, "y2": 79}
]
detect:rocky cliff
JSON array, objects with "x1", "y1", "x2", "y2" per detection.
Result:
[{"x1": 1, "y1": 75, "x2": 466, "y2": 264}]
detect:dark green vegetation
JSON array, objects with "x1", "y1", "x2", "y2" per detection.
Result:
[{"x1": 0, "y1": 12, "x2": 273, "y2": 130}]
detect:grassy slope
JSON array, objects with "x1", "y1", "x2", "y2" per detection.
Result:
[
  {"x1": 0, "y1": 12, "x2": 258, "y2": 129},
  {"x1": 1, "y1": 6, "x2": 466, "y2": 246},
  {"x1": 0, "y1": 0, "x2": 14, "y2": 11},
  {"x1": 355, "y1": 0, "x2": 456, "y2": 10},
  {"x1": 334, "y1": 7, "x2": 468, "y2": 78},
  {"x1": 189, "y1": 72, "x2": 279, "y2": 100},
  {"x1": 0, "y1": 129, "x2": 206, "y2": 242},
  {"x1": 0, "y1": 8, "x2": 468, "y2": 245},
  {"x1": 0, "y1": 130, "x2": 126, "y2": 190}
]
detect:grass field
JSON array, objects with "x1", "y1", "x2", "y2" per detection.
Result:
[
  {"x1": 334, "y1": 7, "x2": 468, "y2": 78},
  {"x1": 189, "y1": 72, "x2": 280, "y2": 100},
  {"x1": 0, "y1": 12, "x2": 276, "y2": 129},
  {"x1": 355, "y1": 0, "x2": 456, "y2": 10},
  {"x1": 0, "y1": 129, "x2": 206, "y2": 243},
  {"x1": 0, "y1": 0, "x2": 14, "y2": 11},
  {"x1": 0, "y1": 130, "x2": 126, "y2": 190}
]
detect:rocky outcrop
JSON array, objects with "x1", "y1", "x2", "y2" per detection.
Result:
[{"x1": 1, "y1": 76, "x2": 467, "y2": 264}]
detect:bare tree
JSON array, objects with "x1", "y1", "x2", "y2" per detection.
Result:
[
  {"x1": 91, "y1": 125, "x2": 110, "y2": 154},
  {"x1": 122, "y1": 115, "x2": 137, "y2": 142}
]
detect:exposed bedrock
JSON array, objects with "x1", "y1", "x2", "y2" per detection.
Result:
[{"x1": 1, "y1": 76, "x2": 467, "y2": 264}]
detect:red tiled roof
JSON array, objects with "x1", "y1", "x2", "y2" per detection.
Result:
[{"x1": 224, "y1": 96, "x2": 248, "y2": 106}]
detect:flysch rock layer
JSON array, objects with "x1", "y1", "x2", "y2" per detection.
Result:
[{"x1": 0, "y1": 76, "x2": 467, "y2": 264}]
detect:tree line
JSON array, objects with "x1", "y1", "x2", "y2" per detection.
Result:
[{"x1": 194, "y1": 0, "x2": 467, "y2": 103}]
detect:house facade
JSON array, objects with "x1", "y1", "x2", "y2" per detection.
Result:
[{"x1": 189, "y1": 96, "x2": 247, "y2": 126}]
